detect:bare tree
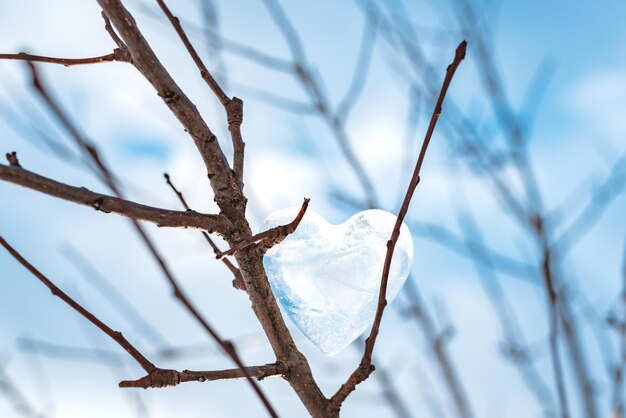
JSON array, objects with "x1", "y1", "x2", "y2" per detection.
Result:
[{"x1": 1, "y1": 1, "x2": 625, "y2": 418}]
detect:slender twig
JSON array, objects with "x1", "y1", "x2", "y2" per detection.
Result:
[
  {"x1": 119, "y1": 362, "x2": 284, "y2": 388},
  {"x1": 163, "y1": 173, "x2": 245, "y2": 290},
  {"x1": 0, "y1": 236, "x2": 156, "y2": 373},
  {"x1": 18, "y1": 334, "x2": 264, "y2": 366},
  {"x1": 155, "y1": 0, "x2": 229, "y2": 105},
  {"x1": 0, "y1": 50, "x2": 131, "y2": 66},
  {"x1": 556, "y1": 153, "x2": 626, "y2": 254},
  {"x1": 101, "y1": 11, "x2": 126, "y2": 49},
  {"x1": 216, "y1": 198, "x2": 310, "y2": 259},
  {"x1": 328, "y1": 40, "x2": 467, "y2": 414},
  {"x1": 0, "y1": 163, "x2": 226, "y2": 233},
  {"x1": 154, "y1": 0, "x2": 246, "y2": 183}
]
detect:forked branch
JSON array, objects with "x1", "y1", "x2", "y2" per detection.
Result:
[
  {"x1": 216, "y1": 198, "x2": 310, "y2": 259},
  {"x1": 155, "y1": 0, "x2": 245, "y2": 183},
  {"x1": 163, "y1": 173, "x2": 245, "y2": 290}
]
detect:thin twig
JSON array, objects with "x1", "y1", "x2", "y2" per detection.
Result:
[
  {"x1": 101, "y1": 11, "x2": 126, "y2": 49},
  {"x1": 0, "y1": 51, "x2": 130, "y2": 66},
  {"x1": 163, "y1": 173, "x2": 245, "y2": 290},
  {"x1": 403, "y1": 278, "x2": 475, "y2": 418},
  {"x1": 119, "y1": 362, "x2": 284, "y2": 388},
  {"x1": 216, "y1": 198, "x2": 310, "y2": 259},
  {"x1": 0, "y1": 236, "x2": 156, "y2": 374},
  {"x1": 328, "y1": 40, "x2": 467, "y2": 414},
  {"x1": 154, "y1": 0, "x2": 229, "y2": 105},
  {"x1": 154, "y1": 0, "x2": 246, "y2": 183}
]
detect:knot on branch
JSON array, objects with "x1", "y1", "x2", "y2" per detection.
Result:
[
  {"x1": 226, "y1": 97, "x2": 243, "y2": 126},
  {"x1": 160, "y1": 91, "x2": 179, "y2": 104},
  {"x1": 112, "y1": 47, "x2": 132, "y2": 63},
  {"x1": 92, "y1": 197, "x2": 107, "y2": 212},
  {"x1": 119, "y1": 368, "x2": 181, "y2": 389},
  {"x1": 5, "y1": 151, "x2": 21, "y2": 167},
  {"x1": 232, "y1": 272, "x2": 246, "y2": 291}
]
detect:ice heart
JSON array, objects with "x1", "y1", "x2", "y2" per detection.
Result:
[{"x1": 261, "y1": 208, "x2": 413, "y2": 356}]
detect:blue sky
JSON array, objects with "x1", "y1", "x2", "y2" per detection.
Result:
[{"x1": 1, "y1": 1, "x2": 626, "y2": 417}]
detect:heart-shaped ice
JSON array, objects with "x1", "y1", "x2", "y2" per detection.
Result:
[{"x1": 261, "y1": 208, "x2": 413, "y2": 356}]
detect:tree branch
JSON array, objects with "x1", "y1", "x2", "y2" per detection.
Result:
[
  {"x1": 119, "y1": 362, "x2": 284, "y2": 388},
  {"x1": 163, "y1": 173, "x2": 245, "y2": 290},
  {"x1": 328, "y1": 40, "x2": 467, "y2": 414},
  {"x1": 0, "y1": 236, "x2": 156, "y2": 374},
  {"x1": 0, "y1": 163, "x2": 226, "y2": 233},
  {"x1": 155, "y1": 0, "x2": 245, "y2": 183},
  {"x1": 98, "y1": 0, "x2": 243, "y2": 218},
  {"x1": 217, "y1": 198, "x2": 310, "y2": 259},
  {"x1": 0, "y1": 50, "x2": 131, "y2": 66}
]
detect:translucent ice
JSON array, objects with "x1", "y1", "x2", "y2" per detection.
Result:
[{"x1": 262, "y1": 208, "x2": 414, "y2": 356}]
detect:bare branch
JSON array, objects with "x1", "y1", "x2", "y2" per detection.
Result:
[
  {"x1": 98, "y1": 0, "x2": 242, "y2": 217},
  {"x1": 232, "y1": 83, "x2": 316, "y2": 114},
  {"x1": 119, "y1": 362, "x2": 284, "y2": 388},
  {"x1": 556, "y1": 153, "x2": 626, "y2": 254},
  {"x1": 0, "y1": 163, "x2": 226, "y2": 233},
  {"x1": 612, "y1": 237, "x2": 626, "y2": 417},
  {"x1": 101, "y1": 11, "x2": 126, "y2": 49},
  {"x1": 163, "y1": 173, "x2": 245, "y2": 290},
  {"x1": 0, "y1": 236, "x2": 156, "y2": 374},
  {"x1": 217, "y1": 198, "x2": 310, "y2": 259},
  {"x1": 328, "y1": 40, "x2": 467, "y2": 413},
  {"x1": 154, "y1": 0, "x2": 246, "y2": 183},
  {"x1": 155, "y1": 0, "x2": 229, "y2": 105},
  {"x1": 0, "y1": 50, "x2": 131, "y2": 66}
]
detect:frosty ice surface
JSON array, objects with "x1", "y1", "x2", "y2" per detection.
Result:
[{"x1": 262, "y1": 208, "x2": 413, "y2": 356}]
